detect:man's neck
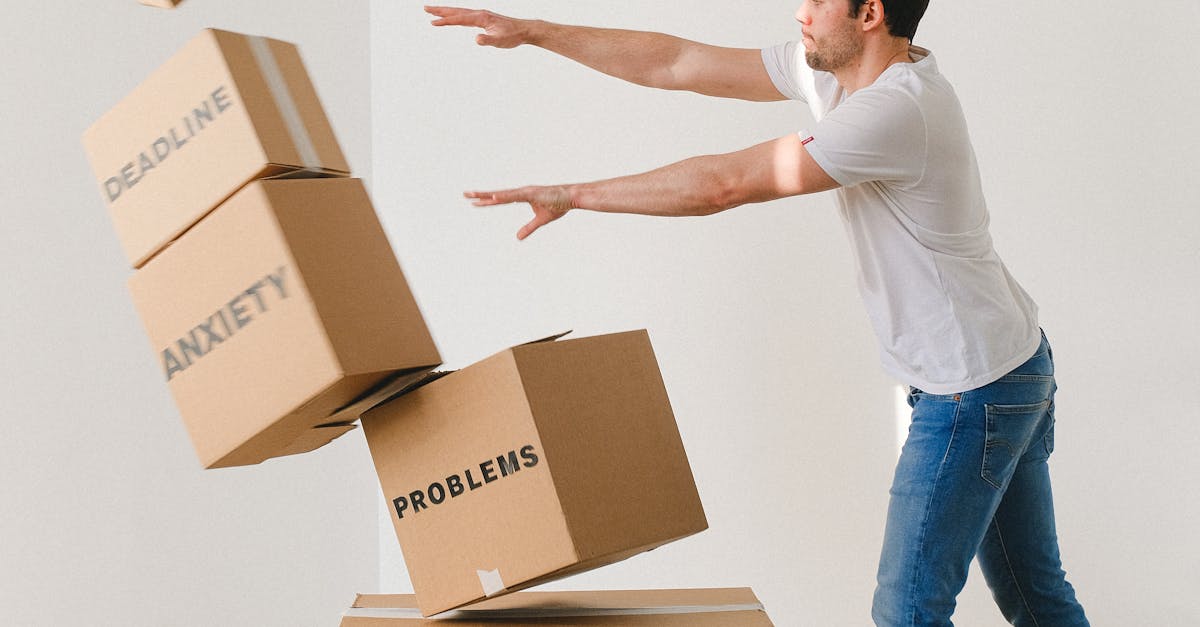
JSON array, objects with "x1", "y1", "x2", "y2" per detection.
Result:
[{"x1": 833, "y1": 38, "x2": 915, "y2": 94}]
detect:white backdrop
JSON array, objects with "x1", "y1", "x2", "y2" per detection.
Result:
[
  {"x1": 1, "y1": 2, "x2": 378, "y2": 625},
  {"x1": 3, "y1": 2, "x2": 1197, "y2": 626},
  {"x1": 369, "y1": 2, "x2": 1200, "y2": 625}
]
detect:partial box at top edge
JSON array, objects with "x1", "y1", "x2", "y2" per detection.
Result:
[
  {"x1": 128, "y1": 177, "x2": 440, "y2": 469},
  {"x1": 340, "y1": 588, "x2": 775, "y2": 625},
  {"x1": 361, "y1": 330, "x2": 708, "y2": 616},
  {"x1": 82, "y1": 28, "x2": 349, "y2": 268}
]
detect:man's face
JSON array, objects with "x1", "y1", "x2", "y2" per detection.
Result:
[{"x1": 795, "y1": 0, "x2": 865, "y2": 71}]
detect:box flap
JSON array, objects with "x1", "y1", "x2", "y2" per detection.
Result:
[
  {"x1": 277, "y1": 422, "x2": 356, "y2": 458},
  {"x1": 326, "y1": 367, "x2": 443, "y2": 423},
  {"x1": 352, "y1": 594, "x2": 418, "y2": 610},
  {"x1": 516, "y1": 330, "x2": 572, "y2": 347},
  {"x1": 355, "y1": 333, "x2": 569, "y2": 410},
  {"x1": 262, "y1": 164, "x2": 349, "y2": 180}
]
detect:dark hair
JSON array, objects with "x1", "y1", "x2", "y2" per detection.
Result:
[{"x1": 849, "y1": 0, "x2": 930, "y2": 41}]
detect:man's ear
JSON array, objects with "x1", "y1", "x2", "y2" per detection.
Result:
[{"x1": 860, "y1": 0, "x2": 886, "y2": 33}]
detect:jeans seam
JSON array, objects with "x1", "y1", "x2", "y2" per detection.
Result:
[
  {"x1": 982, "y1": 408, "x2": 1001, "y2": 490},
  {"x1": 992, "y1": 517, "x2": 1042, "y2": 627},
  {"x1": 907, "y1": 396, "x2": 962, "y2": 626}
]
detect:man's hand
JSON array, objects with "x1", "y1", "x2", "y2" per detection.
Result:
[
  {"x1": 466, "y1": 186, "x2": 573, "y2": 240},
  {"x1": 425, "y1": 6, "x2": 532, "y2": 49}
]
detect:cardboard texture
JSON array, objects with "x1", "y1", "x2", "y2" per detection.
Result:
[
  {"x1": 128, "y1": 178, "x2": 440, "y2": 468},
  {"x1": 340, "y1": 588, "x2": 775, "y2": 626},
  {"x1": 83, "y1": 28, "x2": 349, "y2": 267},
  {"x1": 361, "y1": 330, "x2": 708, "y2": 616}
]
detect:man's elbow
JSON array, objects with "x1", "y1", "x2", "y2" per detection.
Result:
[{"x1": 700, "y1": 177, "x2": 746, "y2": 216}]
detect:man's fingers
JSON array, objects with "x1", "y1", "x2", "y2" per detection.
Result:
[
  {"x1": 516, "y1": 214, "x2": 550, "y2": 241},
  {"x1": 465, "y1": 191, "x2": 500, "y2": 207},
  {"x1": 424, "y1": 6, "x2": 467, "y2": 18},
  {"x1": 464, "y1": 190, "x2": 517, "y2": 206},
  {"x1": 425, "y1": 6, "x2": 482, "y2": 27}
]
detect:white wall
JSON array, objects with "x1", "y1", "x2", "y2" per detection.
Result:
[
  {"x1": 1, "y1": 2, "x2": 378, "y2": 625},
  {"x1": 4, "y1": 2, "x2": 1195, "y2": 625},
  {"x1": 370, "y1": 1, "x2": 1200, "y2": 625}
]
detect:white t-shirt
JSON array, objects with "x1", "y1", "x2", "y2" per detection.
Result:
[{"x1": 762, "y1": 42, "x2": 1041, "y2": 394}]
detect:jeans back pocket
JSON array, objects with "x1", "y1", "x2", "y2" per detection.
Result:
[{"x1": 982, "y1": 400, "x2": 1052, "y2": 490}]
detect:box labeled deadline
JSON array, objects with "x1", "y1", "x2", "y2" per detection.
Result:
[{"x1": 83, "y1": 28, "x2": 348, "y2": 267}]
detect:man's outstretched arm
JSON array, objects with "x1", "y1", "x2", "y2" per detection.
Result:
[
  {"x1": 467, "y1": 134, "x2": 840, "y2": 240},
  {"x1": 425, "y1": 5, "x2": 786, "y2": 102}
]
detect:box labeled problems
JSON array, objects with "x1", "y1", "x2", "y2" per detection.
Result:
[{"x1": 362, "y1": 330, "x2": 707, "y2": 616}]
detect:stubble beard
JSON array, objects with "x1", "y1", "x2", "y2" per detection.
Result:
[{"x1": 804, "y1": 25, "x2": 864, "y2": 72}]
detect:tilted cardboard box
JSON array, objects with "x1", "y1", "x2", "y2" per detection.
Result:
[
  {"x1": 341, "y1": 588, "x2": 775, "y2": 625},
  {"x1": 128, "y1": 178, "x2": 439, "y2": 468},
  {"x1": 83, "y1": 28, "x2": 348, "y2": 267},
  {"x1": 361, "y1": 330, "x2": 708, "y2": 616}
]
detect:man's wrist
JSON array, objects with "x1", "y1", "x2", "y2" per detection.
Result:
[
  {"x1": 562, "y1": 184, "x2": 580, "y2": 212},
  {"x1": 523, "y1": 19, "x2": 550, "y2": 47}
]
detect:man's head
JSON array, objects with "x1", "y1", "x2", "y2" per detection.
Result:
[
  {"x1": 796, "y1": 0, "x2": 929, "y2": 72},
  {"x1": 848, "y1": 0, "x2": 929, "y2": 41}
]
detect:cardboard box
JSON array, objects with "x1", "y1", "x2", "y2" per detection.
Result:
[
  {"x1": 361, "y1": 330, "x2": 708, "y2": 616},
  {"x1": 83, "y1": 28, "x2": 349, "y2": 267},
  {"x1": 128, "y1": 177, "x2": 439, "y2": 468},
  {"x1": 341, "y1": 588, "x2": 775, "y2": 626}
]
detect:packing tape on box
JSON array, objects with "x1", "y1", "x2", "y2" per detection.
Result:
[
  {"x1": 476, "y1": 568, "x2": 507, "y2": 598},
  {"x1": 342, "y1": 602, "x2": 767, "y2": 620},
  {"x1": 247, "y1": 36, "x2": 321, "y2": 170}
]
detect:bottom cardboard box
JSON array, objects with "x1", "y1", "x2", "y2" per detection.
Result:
[{"x1": 341, "y1": 588, "x2": 775, "y2": 626}]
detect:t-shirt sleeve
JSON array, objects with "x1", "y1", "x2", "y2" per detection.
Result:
[
  {"x1": 801, "y1": 88, "x2": 928, "y2": 188},
  {"x1": 761, "y1": 42, "x2": 810, "y2": 102}
]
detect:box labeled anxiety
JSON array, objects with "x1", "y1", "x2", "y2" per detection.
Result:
[
  {"x1": 361, "y1": 330, "x2": 708, "y2": 616},
  {"x1": 128, "y1": 178, "x2": 440, "y2": 468},
  {"x1": 82, "y1": 28, "x2": 349, "y2": 267}
]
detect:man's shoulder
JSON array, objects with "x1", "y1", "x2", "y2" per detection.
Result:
[
  {"x1": 858, "y1": 58, "x2": 954, "y2": 114},
  {"x1": 846, "y1": 78, "x2": 924, "y2": 115}
]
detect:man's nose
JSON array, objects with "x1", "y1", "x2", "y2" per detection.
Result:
[{"x1": 795, "y1": 6, "x2": 812, "y2": 26}]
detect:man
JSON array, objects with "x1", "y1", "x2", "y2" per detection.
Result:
[{"x1": 426, "y1": 2, "x2": 1090, "y2": 625}]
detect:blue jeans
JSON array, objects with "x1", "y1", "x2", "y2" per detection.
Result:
[{"x1": 872, "y1": 332, "x2": 1089, "y2": 626}]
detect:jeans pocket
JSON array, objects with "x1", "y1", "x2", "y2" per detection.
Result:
[{"x1": 982, "y1": 400, "x2": 1051, "y2": 489}]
